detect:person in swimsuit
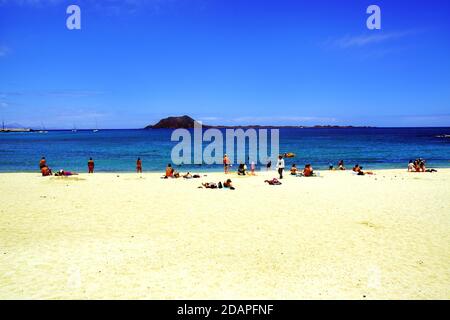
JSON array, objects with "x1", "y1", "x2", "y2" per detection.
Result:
[
  {"x1": 136, "y1": 157, "x2": 142, "y2": 173},
  {"x1": 407, "y1": 160, "x2": 415, "y2": 172},
  {"x1": 303, "y1": 164, "x2": 314, "y2": 177},
  {"x1": 165, "y1": 164, "x2": 174, "y2": 178},
  {"x1": 39, "y1": 157, "x2": 47, "y2": 169},
  {"x1": 223, "y1": 179, "x2": 235, "y2": 190},
  {"x1": 223, "y1": 154, "x2": 230, "y2": 174},
  {"x1": 290, "y1": 164, "x2": 298, "y2": 175},
  {"x1": 88, "y1": 158, "x2": 95, "y2": 173},
  {"x1": 41, "y1": 166, "x2": 52, "y2": 176},
  {"x1": 250, "y1": 161, "x2": 256, "y2": 175},
  {"x1": 55, "y1": 170, "x2": 78, "y2": 176}
]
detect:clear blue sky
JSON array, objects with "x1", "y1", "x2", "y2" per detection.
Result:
[{"x1": 0, "y1": 0, "x2": 449, "y2": 128}]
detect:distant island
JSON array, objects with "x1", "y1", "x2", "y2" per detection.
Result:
[{"x1": 144, "y1": 115, "x2": 373, "y2": 129}]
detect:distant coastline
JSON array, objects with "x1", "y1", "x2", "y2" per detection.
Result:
[{"x1": 144, "y1": 115, "x2": 374, "y2": 129}]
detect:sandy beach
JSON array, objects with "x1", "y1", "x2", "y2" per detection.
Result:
[{"x1": 0, "y1": 169, "x2": 449, "y2": 299}]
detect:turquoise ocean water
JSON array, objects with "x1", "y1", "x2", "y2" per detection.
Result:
[{"x1": 0, "y1": 127, "x2": 449, "y2": 172}]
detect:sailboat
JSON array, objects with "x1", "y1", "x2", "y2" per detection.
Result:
[
  {"x1": 93, "y1": 120, "x2": 99, "y2": 133},
  {"x1": 38, "y1": 122, "x2": 48, "y2": 134},
  {"x1": 71, "y1": 124, "x2": 77, "y2": 133}
]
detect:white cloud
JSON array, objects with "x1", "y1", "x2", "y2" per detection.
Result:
[{"x1": 330, "y1": 30, "x2": 418, "y2": 49}]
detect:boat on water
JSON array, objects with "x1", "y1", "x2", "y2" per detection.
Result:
[
  {"x1": 38, "y1": 122, "x2": 48, "y2": 134},
  {"x1": 0, "y1": 121, "x2": 32, "y2": 133},
  {"x1": 93, "y1": 120, "x2": 99, "y2": 133}
]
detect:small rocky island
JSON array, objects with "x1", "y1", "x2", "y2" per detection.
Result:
[
  {"x1": 145, "y1": 115, "x2": 208, "y2": 129},
  {"x1": 144, "y1": 115, "x2": 372, "y2": 129}
]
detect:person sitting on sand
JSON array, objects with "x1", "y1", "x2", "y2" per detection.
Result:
[
  {"x1": 290, "y1": 164, "x2": 298, "y2": 175},
  {"x1": 39, "y1": 157, "x2": 47, "y2": 169},
  {"x1": 303, "y1": 164, "x2": 314, "y2": 177},
  {"x1": 419, "y1": 159, "x2": 426, "y2": 172},
  {"x1": 237, "y1": 163, "x2": 247, "y2": 175},
  {"x1": 338, "y1": 160, "x2": 346, "y2": 170},
  {"x1": 136, "y1": 158, "x2": 142, "y2": 173},
  {"x1": 41, "y1": 166, "x2": 52, "y2": 176},
  {"x1": 165, "y1": 164, "x2": 174, "y2": 178},
  {"x1": 416, "y1": 160, "x2": 422, "y2": 172},
  {"x1": 407, "y1": 160, "x2": 415, "y2": 172},
  {"x1": 223, "y1": 179, "x2": 235, "y2": 190}
]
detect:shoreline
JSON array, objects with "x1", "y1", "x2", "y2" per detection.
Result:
[{"x1": 1, "y1": 166, "x2": 450, "y2": 174}]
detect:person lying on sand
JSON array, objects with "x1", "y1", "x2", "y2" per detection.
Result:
[
  {"x1": 353, "y1": 164, "x2": 373, "y2": 175},
  {"x1": 264, "y1": 178, "x2": 282, "y2": 185},
  {"x1": 183, "y1": 172, "x2": 193, "y2": 179},
  {"x1": 223, "y1": 179, "x2": 235, "y2": 190},
  {"x1": 201, "y1": 182, "x2": 218, "y2": 189},
  {"x1": 54, "y1": 170, "x2": 78, "y2": 176}
]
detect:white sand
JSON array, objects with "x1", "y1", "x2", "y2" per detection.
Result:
[{"x1": 0, "y1": 169, "x2": 449, "y2": 299}]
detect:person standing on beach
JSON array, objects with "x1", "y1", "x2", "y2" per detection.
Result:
[
  {"x1": 136, "y1": 157, "x2": 142, "y2": 173},
  {"x1": 276, "y1": 155, "x2": 285, "y2": 179},
  {"x1": 88, "y1": 157, "x2": 95, "y2": 173},
  {"x1": 250, "y1": 161, "x2": 256, "y2": 175},
  {"x1": 223, "y1": 154, "x2": 230, "y2": 174},
  {"x1": 266, "y1": 160, "x2": 272, "y2": 171}
]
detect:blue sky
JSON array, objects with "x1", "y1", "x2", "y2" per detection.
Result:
[{"x1": 0, "y1": 0, "x2": 449, "y2": 128}]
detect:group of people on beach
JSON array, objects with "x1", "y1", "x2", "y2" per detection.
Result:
[
  {"x1": 164, "y1": 162, "x2": 235, "y2": 190},
  {"x1": 164, "y1": 163, "x2": 200, "y2": 179},
  {"x1": 39, "y1": 157, "x2": 145, "y2": 176},
  {"x1": 407, "y1": 158, "x2": 437, "y2": 173},
  {"x1": 223, "y1": 154, "x2": 376, "y2": 180},
  {"x1": 39, "y1": 156, "x2": 96, "y2": 176}
]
